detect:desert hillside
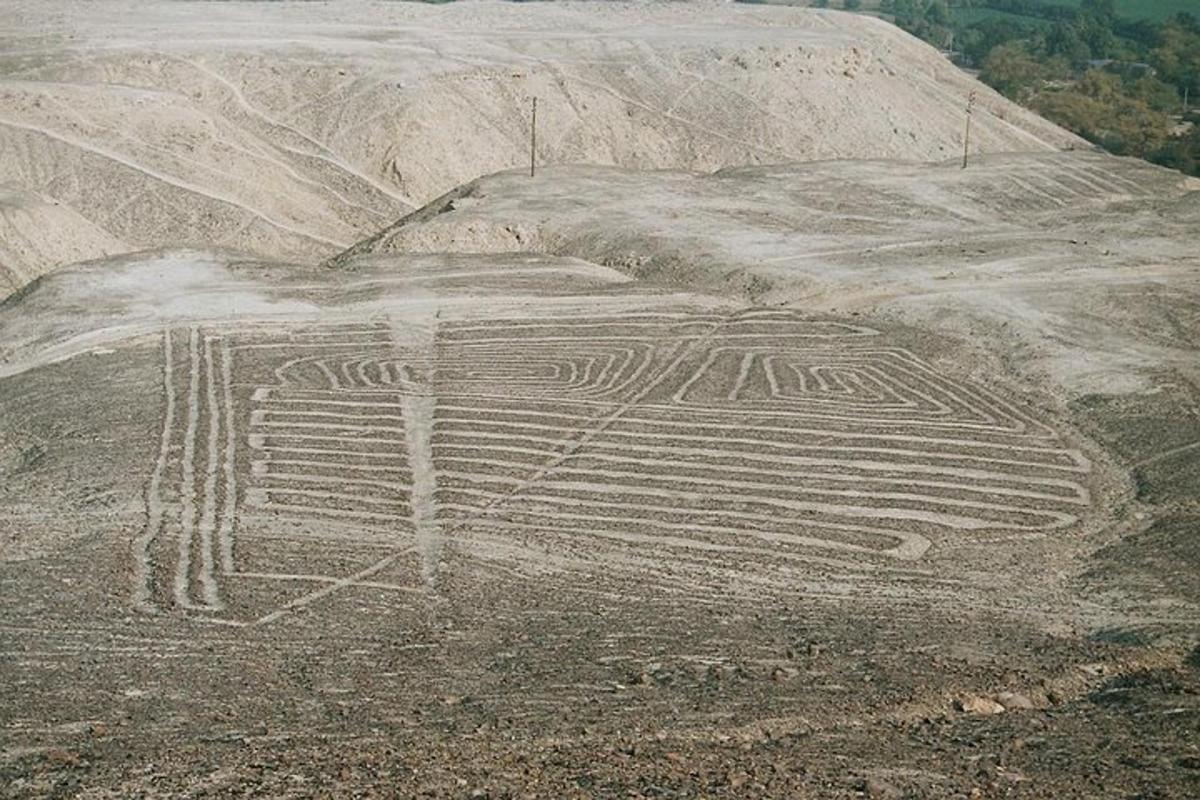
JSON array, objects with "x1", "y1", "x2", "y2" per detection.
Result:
[
  {"x1": 0, "y1": 185, "x2": 127, "y2": 296},
  {"x1": 0, "y1": 0, "x2": 1081, "y2": 291},
  {"x1": 340, "y1": 151, "x2": 1200, "y2": 398}
]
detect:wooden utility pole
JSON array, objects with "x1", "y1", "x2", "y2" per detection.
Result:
[
  {"x1": 962, "y1": 90, "x2": 977, "y2": 170},
  {"x1": 530, "y1": 96, "x2": 538, "y2": 178}
]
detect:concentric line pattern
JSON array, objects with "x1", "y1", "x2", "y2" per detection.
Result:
[
  {"x1": 434, "y1": 310, "x2": 1091, "y2": 564},
  {"x1": 133, "y1": 320, "x2": 442, "y2": 622},
  {"x1": 132, "y1": 310, "x2": 1093, "y2": 618},
  {"x1": 243, "y1": 323, "x2": 417, "y2": 532},
  {"x1": 979, "y1": 158, "x2": 1157, "y2": 213}
]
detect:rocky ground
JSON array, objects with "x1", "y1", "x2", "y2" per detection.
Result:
[{"x1": 0, "y1": 248, "x2": 1197, "y2": 798}]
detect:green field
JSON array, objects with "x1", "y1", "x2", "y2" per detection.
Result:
[
  {"x1": 1105, "y1": 1, "x2": 1195, "y2": 21},
  {"x1": 958, "y1": 1, "x2": 1198, "y2": 23},
  {"x1": 743, "y1": 1, "x2": 1195, "y2": 21},
  {"x1": 950, "y1": 7, "x2": 1053, "y2": 27}
]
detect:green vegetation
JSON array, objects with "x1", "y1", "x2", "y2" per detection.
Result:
[
  {"x1": 1036, "y1": 2, "x2": 1197, "y2": 24},
  {"x1": 942, "y1": 1, "x2": 1196, "y2": 24},
  {"x1": 882, "y1": 1, "x2": 1200, "y2": 175}
]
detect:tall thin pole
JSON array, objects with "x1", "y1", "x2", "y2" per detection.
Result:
[
  {"x1": 962, "y1": 90, "x2": 977, "y2": 170},
  {"x1": 530, "y1": 96, "x2": 537, "y2": 178}
]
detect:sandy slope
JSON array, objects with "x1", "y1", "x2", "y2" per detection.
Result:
[
  {"x1": 341, "y1": 150, "x2": 1200, "y2": 399},
  {"x1": 0, "y1": 185, "x2": 127, "y2": 295},
  {"x1": 0, "y1": 0, "x2": 1080, "y2": 290}
]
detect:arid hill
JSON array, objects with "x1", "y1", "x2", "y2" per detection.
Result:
[
  {"x1": 0, "y1": 0, "x2": 1079, "y2": 291},
  {"x1": 0, "y1": 185, "x2": 126, "y2": 296},
  {"x1": 339, "y1": 151, "x2": 1200, "y2": 399}
]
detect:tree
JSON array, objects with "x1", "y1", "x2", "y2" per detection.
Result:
[
  {"x1": 1080, "y1": 0, "x2": 1116, "y2": 24},
  {"x1": 925, "y1": 0, "x2": 950, "y2": 28},
  {"x1": 1149, "y1": 122, "x2": 1199, "y2": 175},
  {"x1": 1077, "y1": 69, "x2": 1124, "y2": 104},
  {"x1": 1151, "y1": 17, "x2": 1200, "y2": 104},
  {"x1": 1076, "y1": 13, "x2": 1117, "y2": 61},
  {"x1": 890, "y1": 0, "x2": 920, "y2": 28},
  {"x1": 889, "y1": 0, "x2": 953, "y2": 50},
  {"x1": 1172, "y1": 13, "x2": 1200, "y2": 36},
  {"x1": 959, "y1": 18, "x2": 1033, "y2": 66},
  {"x1": 1132, "y1": 75, "x2": 1183, "y2": 114},
  {"x1": 981, "y1": 42, "x2": 1047, "y2": 99},
  {"x1": 876, "y1": 0, "x2": 1200, "y2": 176},
  {"x1": 1031, "y1": 90, "x2": 1109, "y2": 140},
  {"x1": 1045, "y1": 22, "x2": 1093, "y2": 70},
  {"x1": 1035, "y1": 75, "x2": 1174, "y2": 158}
]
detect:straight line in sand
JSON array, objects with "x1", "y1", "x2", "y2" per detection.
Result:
[
  {"x1": 252, "y1": 546, "x2": 418, "y2": 626},
  {"x1": 131, "y1": 328, "x2": 175, "y2": 612}
]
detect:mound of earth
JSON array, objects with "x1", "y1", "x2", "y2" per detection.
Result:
[{"x1": 0, "y1": 0, "x2": 1080, "y2": 291}]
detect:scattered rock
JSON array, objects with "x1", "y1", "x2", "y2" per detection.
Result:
[
  {"x1": 997, "y1": 767, "x2": 1027, "y2": 784},
  {"x1": 862, "y1": 777, "x2": 903, "y2": 799},
  {"x1": 44, "y1": 749, "x2": 81, "y2": 767},
  {"x1": 956, "y1": 695, "x2": 1006, "y2": 715},
  {"x1": 771, "y1": 666, "x2": 800, "y2": 682},
  {"x1": 996, "y1": 692, "x2": 1035, "y2": 711}
]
